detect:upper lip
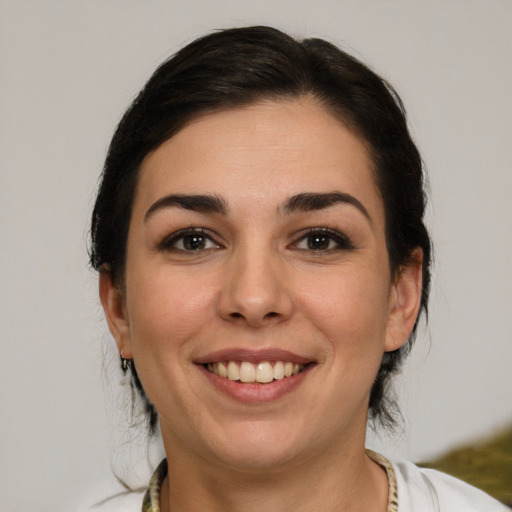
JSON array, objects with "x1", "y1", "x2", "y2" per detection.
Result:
[{"x1": 194, "y1": 348, "x2": 313, "y2": 365}]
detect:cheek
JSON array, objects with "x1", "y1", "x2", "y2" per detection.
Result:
[
  {"x1": 296, "y1": 264, "x2": 391, "y2": 353},
  {"x1": 125, "y1": 264, "x2": 219, "y2": 354}
]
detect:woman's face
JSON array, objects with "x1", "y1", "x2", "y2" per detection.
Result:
[{"x1": 101, "y1": 98, "x2": 421, "y2": 471}]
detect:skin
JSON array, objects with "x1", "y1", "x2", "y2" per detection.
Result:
[{"x1": 100, "y1": 97, "x2": 423, "y2": 512}]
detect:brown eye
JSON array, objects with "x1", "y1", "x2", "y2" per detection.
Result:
[
  {"x1": 182, "y1": 234, "x2": 207, "y2": 250},
  {"x1": 158, "y1": 228, "x2": 222, "y2": 252},
  {"x1": 294, "y1": 228, "x2": 354, "y2": 252},
  {"x1": 306, "y1": 234, "x2": 331, "y2": 250}
]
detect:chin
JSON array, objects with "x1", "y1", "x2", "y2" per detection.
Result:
[{"x1": 204, "y1": 420, "x2": 312, "y2": 472}]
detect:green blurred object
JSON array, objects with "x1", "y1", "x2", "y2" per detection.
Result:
[{"x1": 420, "y1": 426, "x2": 512, "y2": 507}]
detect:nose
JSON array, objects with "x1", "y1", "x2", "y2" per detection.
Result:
[{"x1": 219, "y1": 246, "x2": 293, "y2": 328}]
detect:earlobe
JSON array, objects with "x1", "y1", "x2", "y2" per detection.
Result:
[
  {"x1": 99, "y1": 269, "x2": 133, "y2": 358},
  {"x1": 384, "y1": 248, "x2": 423, "y2": 352}
]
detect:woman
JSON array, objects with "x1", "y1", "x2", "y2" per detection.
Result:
[{"x1": 90, "y1": 26, "x2": 508, "y2": 511}]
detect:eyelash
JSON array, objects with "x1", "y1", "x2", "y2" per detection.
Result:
[
  {"x1": 292, "y1": 228, "x2": 354, "y2": 252},
  {"x1": 157, "y1": 228, "x2": 222, "y2": 252},
  {"x1": 157, "y1": 227, "x2": 354, "y2": 253}
]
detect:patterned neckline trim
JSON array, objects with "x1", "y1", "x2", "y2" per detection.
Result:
[
  {"x1": 142, "y1": 451, "x2": 398, "y2": 512},
  {"x1": 366, "y1": 449, "x2": 399, "y2": 512}
]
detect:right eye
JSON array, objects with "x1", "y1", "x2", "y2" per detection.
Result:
[{"x1": 158, "y1": 228, "x2": 222, "y2": 252}]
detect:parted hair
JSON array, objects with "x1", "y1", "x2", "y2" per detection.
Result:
[{"x1": 90, "y1": 26, "x2": 432, "y2": 432}]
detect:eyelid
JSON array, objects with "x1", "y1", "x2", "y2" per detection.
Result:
[
  {"x1": 157, "y1": 227, "x2": 223, "y2": 252},
  {"x1": 291, "y1": 227, "x2": 355, "y2": 251}
]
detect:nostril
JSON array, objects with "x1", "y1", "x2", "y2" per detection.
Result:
[{"x1": 229, "y1": 311, "x2": 279, "y2": 321}]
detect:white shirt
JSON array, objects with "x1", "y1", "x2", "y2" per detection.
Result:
[{"x1": 392, "y1": 459, "x2": 510, "y2": 511}]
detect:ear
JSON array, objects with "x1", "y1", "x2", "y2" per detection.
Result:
[
  {"x1": 384, "y1": 248, "x2": 423, "y2": 352},
  {"x1": 99, "y1": 269, "x2": 133, "y2": 359}
]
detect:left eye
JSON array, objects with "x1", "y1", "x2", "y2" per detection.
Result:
[
  {"x1": 177, "y1": 233, "x2": 217, "y2": 251},
  {"x1": 294, "y1": 229, "x2": 353, "y2": 251}
]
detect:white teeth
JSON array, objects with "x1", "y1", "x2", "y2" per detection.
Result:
[
  {"x1": 227, "y1": 361, "x2": 240, "y2": 381},
  {"x1": 207, "y1": 361, "x2": 305, "y2": 383},
  {"x1": 256, "y1": 362, "x2": 274, "y2": 383},
  {"x1": 273, "y1": 361, "x2": 284, "y2": 380},
  {"x1": 240, "y1": 362, "x2": 256, "y2": 382},
  {"x1": 218, "y1": 361, "x2": 228, "y2": 378}
]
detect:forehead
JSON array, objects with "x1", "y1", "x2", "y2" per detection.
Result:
[{"x1": 135, "y1": 98, "x2": 382, "y2": 219}]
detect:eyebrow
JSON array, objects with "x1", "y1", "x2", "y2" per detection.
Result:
[
  {"x1": 144, "y1": 194, "x2": 228, "y2": 221},
  {"x1": 282, "y1": 192, "x2": 371, "y2": 221},
  {"x1": 144, "y1": 191, "x2": 370, "y2": 223}
]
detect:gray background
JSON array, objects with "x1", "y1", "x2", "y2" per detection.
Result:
[{"x1": 1, "y1": 1, "x2": 511, "y2": 510}]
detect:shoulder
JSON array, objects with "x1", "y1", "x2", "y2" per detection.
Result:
[{"x1": 391, "y1": 459, "x2": 510, "y2": 511}]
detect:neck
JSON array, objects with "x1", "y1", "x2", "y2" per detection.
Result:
[{"x1": 159, "y1": 434, "x2": 388, "y2": 512}]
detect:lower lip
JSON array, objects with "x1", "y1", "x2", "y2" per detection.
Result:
[{"x1": 198, "y1": 364, "x2": 313, "y2": 404}]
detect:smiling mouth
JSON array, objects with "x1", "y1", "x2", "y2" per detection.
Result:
[{"x1": 204, "y1": 361, "x2": 306, "y2": 384}]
